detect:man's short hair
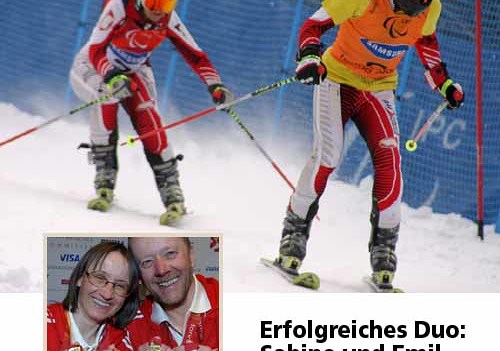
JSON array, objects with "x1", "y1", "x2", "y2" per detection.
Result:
[{"x1": 128, "y1": 237, "x2": 192, "y2": 262}]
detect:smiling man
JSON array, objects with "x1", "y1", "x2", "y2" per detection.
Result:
[{"x1": 127, "y1": 237, "x2": 219, "y2": 351}]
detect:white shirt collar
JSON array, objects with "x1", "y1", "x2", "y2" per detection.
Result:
[
  {"x1": 151, "y1": 275, "x2": 211, "y2": 341},
  {"x1": 68, "y1": 311, "x2": 105, "y2": 351}
]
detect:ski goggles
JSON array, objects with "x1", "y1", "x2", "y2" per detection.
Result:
[{"x1": 143, "y1": 0, "x2": 177, "y2": 13}]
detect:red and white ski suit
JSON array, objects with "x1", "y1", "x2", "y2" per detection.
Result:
[
  {"x1": 291, "y1": 0, "x2": 444, "y2": 229},
  {"x1": 126, "y1": 274, "x2": 219, "y2": 350},
  {"x1": 47, "y1": 303, "x2": 133, "y2": 351},
  {"x1": 70, "y1": 0, "x2": 222, "y2": 158}
]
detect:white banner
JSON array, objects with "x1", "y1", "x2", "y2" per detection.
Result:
[{"x1": 223, "y1": 293, "x2": 500, "y2": 350}]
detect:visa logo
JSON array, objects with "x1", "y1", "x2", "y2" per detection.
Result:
[{"x1": 60, "y1": 253, "x2": 80, "y2": 262}]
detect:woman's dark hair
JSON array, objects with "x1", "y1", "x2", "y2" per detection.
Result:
[{"x1": 62, "y1": 241, "x2": 140, "y2": 329}]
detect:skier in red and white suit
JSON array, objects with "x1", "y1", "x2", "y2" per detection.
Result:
[
  {"x1": 70, "y1": 0, "x2": 232, "y2": 225},
  {"x1": 275, "y1": 0, "x2": 464, "y2": 289}
]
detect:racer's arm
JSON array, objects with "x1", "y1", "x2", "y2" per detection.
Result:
[
  {"x1": 166, "y1": 12, "x2": 233, "y2": 105},
  {"x1": 414, "y1": 0, "x2": 463, "y2": 108},
  {"x1": 166, "y1": 12, "x2": 221, "y2": 86},
  {"x1": 414, "y1": 0, "x2": 443, "y2": 69},
  {"x1": 298, "y1": 7, "x2": 335, "y2": 49},
  {"x1": 87, "y1": 0, "x2": 126, "y2": 77},
  {"x1": 295, "y1": 7, "x2": 333, "y2": 84},
  {"x1": 296, "y1": 0, "x2": 371, "y2": 85},
  {"x1": 414, "y1": 32, "x2": 442, "y2": 69}
]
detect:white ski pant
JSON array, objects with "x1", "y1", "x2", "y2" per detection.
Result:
[
  {"x1": 290, "y1": 79, "x2": 402, "y2": 229},
  {"x1": 69, "y1": 47, "x2": 174, "y2": 161}
]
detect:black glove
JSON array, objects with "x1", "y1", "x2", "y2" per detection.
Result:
[
  {"x1": 103, "y1": 68, "x2": 136, "y2": 100},
  {"x1": 208, "y1": 83, "x2": 234, "y2": 106},
  {"x1": 295, "y1": 44, "x2": 327, "y2": 85},
  {"x1": 424, "y1": 62, "x2": 464, "y2": 109}
]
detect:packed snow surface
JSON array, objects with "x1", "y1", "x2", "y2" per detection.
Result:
[{"x1": 0, "y1": 102, "x2": 499, "y2": 293}]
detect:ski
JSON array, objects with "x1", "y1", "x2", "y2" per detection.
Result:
[
  {"x1": 87, "y1": 192, "x2": 193, "y2": 225},
  {"x1": 260, "y1": 257, "x2": 320, "y2": 290},
  {"x1": 363, "y1": 275, "x2": 404, "y2": 293}
]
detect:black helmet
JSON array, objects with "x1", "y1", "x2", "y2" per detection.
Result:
[{"x1": 394, "y1": 0, "x2": 432, "y2": 16}]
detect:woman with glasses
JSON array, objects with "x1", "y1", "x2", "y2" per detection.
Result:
[{"x1": 47, "y1": 242, "x2": 140, "y2": 351}]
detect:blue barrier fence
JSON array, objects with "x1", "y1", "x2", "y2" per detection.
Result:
[{"x1": 1, "y1": 0, "x2": 499, "y2": 224}]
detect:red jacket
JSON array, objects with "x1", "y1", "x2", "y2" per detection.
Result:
[
  {"x1": 87, "y1": 0, "x2": 221, "y2": 85},
  {"x1": 47, "y1": 303, "x2": 132, "y2": 351},
  {"x1": 127, "y1": 274, "x2": 219, "y2": 350}
]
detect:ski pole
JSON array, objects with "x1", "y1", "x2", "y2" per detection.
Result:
[
  {"x1": 226, "y1": 108, "x2": 296, "y2": 191},
  {"x1": 0, "y1": 92, "x2": 114, "y2": 148},
  {"x1": 226, "y1": 108, "x2": 320, "y2": 221},
  {"x1": 405, "y1": 101, "x2": 448, "y2": 152},
  {"x1": 121, "y1": 76, "x2": 298, "y2": 147}
]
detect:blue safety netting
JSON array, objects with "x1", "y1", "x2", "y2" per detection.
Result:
[{"x1": 0, "y1": 0, "x2": 498, "y2": 224}]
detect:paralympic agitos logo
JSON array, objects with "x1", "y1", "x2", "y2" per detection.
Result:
[{"x1": 383, "y1": 16, "x2": 410, "y2": 38}]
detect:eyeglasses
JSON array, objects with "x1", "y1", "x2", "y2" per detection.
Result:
[
  {"x1": 85, "y1": 271, "x2": 130, "y2": 297},
  {"x1": 143, "y1": 0, "x2": 177, "y2": 13}
]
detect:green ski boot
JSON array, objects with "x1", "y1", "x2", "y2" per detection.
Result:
[
  {"x1": 275, "y1": 209, "x2": 312, "y2": 274},
  {"x1": 149, "y1": 154, "x2": 186, "y2": 226},
  {"x1": 369, "y1": 226, "x2": 402, "y2": 292},
  {"x1": 86, "y1": 136, "x2": 118, "y2": 212},
  {"x1": 159, "y1": 202, "x2": 186, "y2": 226},
  {"x1": 87, "y1": 188, "x2": 114, "y2": 212}
]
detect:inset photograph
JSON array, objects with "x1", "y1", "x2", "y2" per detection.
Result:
[{"x1": 45, "y1": 234, "x2": 220, "y2": 351}]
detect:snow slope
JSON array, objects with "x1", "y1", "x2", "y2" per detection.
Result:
[{"x1": 0, "y1": 103, "x2": 499, "y2": 293}]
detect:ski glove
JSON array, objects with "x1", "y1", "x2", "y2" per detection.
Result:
[
  {"x1": 295, "y1": 44, "x2": 327, "y2": 85},
  {"x1": 103, "y1": 69, "x2": 136, "y2": 100},
  {"x1": 424, "y1": 62, "x2": 464, "y2": 109},
  {"x1": 208, "y1": 83, "x2": 234, "y2": 106}
]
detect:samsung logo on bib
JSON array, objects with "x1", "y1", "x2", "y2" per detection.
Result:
[
  {"x1": 60, "y1": 253, "x2": 80, "y2": 262},
  {"x1": 361, "y1": 38, "x2": 408, "y2": 59}
]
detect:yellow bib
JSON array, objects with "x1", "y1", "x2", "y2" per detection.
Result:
[{"x1": 321, "y1": 0, "x2": 440, "y2": 91}]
